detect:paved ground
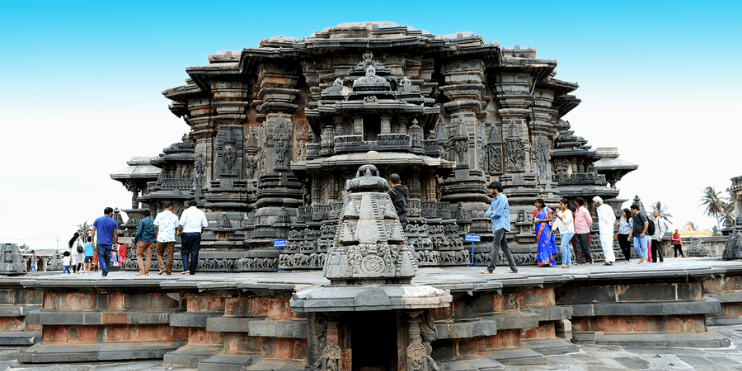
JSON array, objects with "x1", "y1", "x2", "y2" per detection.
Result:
[{"x1": 3, "y1": 325, "x2": 742, "y2": 370}]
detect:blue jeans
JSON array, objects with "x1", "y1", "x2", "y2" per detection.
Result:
[
  {"x1": 63, "y1": 265, "x2": 70, "y2": 274},
  {"x1": 561, "y1": 232, "x2": 574, "y2": 266},
  {"x1": 633, "y1": 236, "x2": 648, "y2": 260},
  {"x1": 96, "y1": 244, "x2": 112, "y2": 275},
  {"x1": 181, "y1": 232, "x2": 201, "y2": 275}
]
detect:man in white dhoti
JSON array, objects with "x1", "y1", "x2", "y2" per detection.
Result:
[{"x1": 593, "y1": 196, "x2": 616, "y2": 265}]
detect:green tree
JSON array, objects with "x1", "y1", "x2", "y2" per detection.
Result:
[
  {"x1": 651, "y1": 201, "x2": 673, "y2": 225},
  {"x1": 700, "y1": 186, "x2": 731, "y2": 229},
  {"x1": 76, "y1": 222, "x2": 92, "y2": 244},
  {"x1": 686, "y1": 221, "x2": 698, "y2": 230},
  {"x1": 712, "y1": 225, "x2": 721, "y2": 236}
]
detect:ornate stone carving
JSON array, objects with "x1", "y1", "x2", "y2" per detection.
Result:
[
  {"x1": 536, "y1": 135, "x2": 550, "y2": 181},
  {"x1": 407, "y1": 312, "x2": 438, "y2": 371},
  {"x1": 504, "y1": 123, "x2": 526, "y2": 172},
  {"x1": 324, "y1": 164, "x2": 417, "y2": 283},
  {"x1": 319, "y1": 321, "x2": 342, "y2": 371},
  {"x1": 274, "y1": 119, "x2": 290, "y2": 168},
  {"x1": 194, "y1": 153, "x2": 206, "y2": 187},
  {"x1": 215, "y1": 126, "x2": 243, "y2": 178}
]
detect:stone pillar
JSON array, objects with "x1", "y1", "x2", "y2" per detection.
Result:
[
  {"x1": 353, "y1": 116, "x2": 363, "y2": 135},
  {"x1": 380, "y1": 114, "x2": 391, "y2": 134}
]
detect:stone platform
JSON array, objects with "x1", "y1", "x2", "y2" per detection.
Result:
[{"x1": 4, "y1": 257, "x2": 742, "y2": 370}]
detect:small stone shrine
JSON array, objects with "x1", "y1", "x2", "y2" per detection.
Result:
[
  {"x1": 0, "y1": 243, "x2": 26, "y2": 275},
  {"x1": 111, "y1": 22, "x2": 636, "y2": 271},
  {"x1": 324, "y1": 164, "x2": 418, "y2": 284}
]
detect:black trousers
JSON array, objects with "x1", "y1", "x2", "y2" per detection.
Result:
[
  {"x1": 673, "y1": 244, "x2": 684, "y2": 257},
  {"x1": 618, "y1": 234, "x2": 631, "y2": 261},
  {"x1": 181, "y1": 232, "x2": 202, "y2": 275},
  {"x1": 651, "y1": 240, "x2": 664, "y2": 262},
  {"x1": 486, "y1": 228, "x2": 518, "y2": 273},
  {"x1": 575, "y1": 233, "x2": 593, "y2": 263}
]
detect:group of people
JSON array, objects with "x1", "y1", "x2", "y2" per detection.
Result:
[
  {"x1": 481, "y1": 181, "x2": 682, "y2": 274},
  {"x1": 85, "y1": 201, "x2": 208, "y2": 277}
]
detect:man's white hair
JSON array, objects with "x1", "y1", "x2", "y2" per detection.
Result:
[{"x1": 592, "y1": 196, "x2": 603, "y2": 204}]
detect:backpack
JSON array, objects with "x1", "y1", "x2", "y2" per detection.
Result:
[
  {"x1": 646, "y1": 216, "x2": 656, "y2": 236},
  {"x1": 76, "y1": 244, "x2": 84, "y2": 253}
]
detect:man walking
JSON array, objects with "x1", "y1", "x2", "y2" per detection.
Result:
[
  {"x1": 91, "y1": 207, "x2": 118, "y2": 277},
  {"x1": 177, "y1": 201, "x2": 208, "y2": 275},
  {"x1": 650, "y1": 210, "x2": 665, "y2": 263},
  {"x1": 593, "y1": 196, "x2": 616, "y2": 265},
  {"x1": 574, "y1": 197, "x2": 593, "y2": 265},
  {"x1": 153, "y1": 201, "x2": 179, "y2": 275},
  {"x1": 481, "y1": 181, "x2": 517, "y2": 274},
  {"x1": 629, "y1": 204, "x2": 649, "y2": 264},
  {"x1": 388, "y1": 174, "x2": 409, "y2": 229},
  {"x1": 133, "y1": 210, "x2": 156, "y2": 276}
]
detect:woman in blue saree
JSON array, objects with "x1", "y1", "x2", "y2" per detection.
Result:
[{"x1": 533, "y1": 199, "x2": 558, "y2": 266}]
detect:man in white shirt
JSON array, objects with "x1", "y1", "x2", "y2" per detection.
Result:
[
  {"x1": 650, "y1": 210, "x2": 665, "y2": 263},
  {"x1": 593, "y1": 196, "x2": 616, "y2": 265},
  {"x1": 154, "y1": 201, "x2": 179, "y2": 275},
  {"x1": 177, "y1": 200, "x2": 209, "y2": 275}
]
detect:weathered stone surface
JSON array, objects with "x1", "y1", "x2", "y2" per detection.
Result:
[{"x1": 163, "y1": 344, "x2": 221, "y2": 367}]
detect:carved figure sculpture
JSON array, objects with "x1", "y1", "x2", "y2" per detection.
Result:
[
  {"x1": 274, "y1": 121, "x2": 290, "y2": 168},
  {"x1": 454, "y1": 139, "x2": 468, "y2": 167},
  {"x1": 194, "y1": 154, "x2": 206, "y2": 187},
  {"x1": 536, "y1": 136, "x2": 550, "y2": 181},
  {"x1": 223, "y1": 145, "x2": 236, "y2": 175}
]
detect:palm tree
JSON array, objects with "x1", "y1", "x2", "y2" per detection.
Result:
[
  {"x1": 712, "y1": 225, "x2": 721, "y2": 236},
  {"x1": 76, "y1": 222, "x2": 91, "y2": 244},
  {"x1": 700, "y1": 186, "x2": 728, "y2": 230},
  {"x1": 651, "y1": 201, "x2": 673, "y2": 225},
  {"x1": 686, "y1": 221, "x2": 698, "y2": 231}
]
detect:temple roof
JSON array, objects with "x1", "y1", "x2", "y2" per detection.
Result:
[{"x1": 110, "y1": 157, "x2": 160, "y2": 181}]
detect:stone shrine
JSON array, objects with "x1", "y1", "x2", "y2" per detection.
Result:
[{"x1": 111, "y1": 22, "x2": 636, "y2": 271}]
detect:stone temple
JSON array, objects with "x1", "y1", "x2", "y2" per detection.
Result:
[{"x1": 111, "y1": 22, "x2": 637, "y2": 272}]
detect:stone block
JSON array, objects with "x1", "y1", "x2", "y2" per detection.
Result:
[
  {"x1": 198, "y1": 353, "x2": 254, "y2": 371},
  {"x1": 523, "y1": 338, "x2": 579, "y2": 355},
  {"x1": 206, "y1": 316, "x2": 253, "y2": 333},
  {"x1": 170, "y1": 312, "x2": 221, "y2": 328},
  {"x1": 482, "y1": 347, "x2": 546, "y2": 365},
  {"x1": 19, "y1": 340, "x2": 186, "y2": 363},
  {"x1": 163, "y1": 344, "x2": 222, "y2": 367},
  {"x1": 38, "y1": 311, "x2": 102, "y2": 325},
  {"x1": 0, "y1": 331, "x2": 41, "y2": 346},
  {"x1": 246, "y1": 358, "x2": 306, "y2": 371},
  {"x1": 488, "y1": 312, "x2": 538, "y2": 330},
  {"x1": 248, "y1": 319, "x2": 308, "y2": 338},
  {"x1": 530, "y1": 306, "x2": 571, "y2": 321},
  {"x1": 436, "y1": 318, "x2": 497, "y2": 339}
]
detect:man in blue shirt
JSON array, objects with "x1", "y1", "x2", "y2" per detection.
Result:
[
  {"x1": 481, "y1": 181, "x2": 518, "y2": 274},
  {"x1": 133, "y1": 210, "x2": 156, "y2": 276},
  {"x1": 91, "y1": 207, "x2": 119, "y2": 277}
]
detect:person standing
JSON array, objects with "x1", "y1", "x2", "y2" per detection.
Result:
[
  {"x1": 672, "y1": 229, "x2": 684, "y2": 258},
  {"x1": 593, "y1": 196, "x2": 616, "y2": 265},
  {"x1": 62, "y1": 252, "x2": 71, "y2": 274},
  {"x1": 573, "y1": 197, "x2": 593, "y2": 265},
  {"x1": 615, "y1": 209, "x2": 633, "y2": 264},
  {"x1": 118, "y1": 243, "x2": 127, "y2": 266},
  {"x1": 177, "y1": 201, "x2": 208, "y2": 275},
  {"x1": 387, "y1": 174, "x2": 409, "y2": 229},
  {"x1": 154, "y1": 201, "x2": 179, "y2": 275},
  {"x1": 91, "y1": 207, "x2": 119, "y2": 277},
  {"x1": 650, "y1": 210, "x2": 666, "y2": 263},
  {"x1": 533, "y1": 199, "x2": 557, "y2": 267},
  {"x1": 550, "y1": 198, "x2": 574, "y2": 268},
  {"x1": 83, "y1": 238, "x2": 94, "y2": 273},
  {"x1": 481, "y1": 181, "x2": 518, "y2": 274},
  {"x1": 133, "y1": 210, "x2": 156, "y2": 276},
  {"x1": 629, "y1": 204, "x2": 649, "y2": 264}
]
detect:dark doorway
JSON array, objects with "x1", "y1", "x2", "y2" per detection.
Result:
[
  {"x1": 364, "y1": 115, "x2": 380, "y2": 141},
  {"x1": 350, "y1": 311, "x2": 398, "y2": 371}
]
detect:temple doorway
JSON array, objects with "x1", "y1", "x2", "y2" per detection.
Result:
[{"x1": 350, "y1": 311, "x2": 398, "y2": 371}]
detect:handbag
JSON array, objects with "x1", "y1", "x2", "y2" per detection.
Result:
[{"x1": 76, "y1": 244, "x2": 84, "y2": 253}]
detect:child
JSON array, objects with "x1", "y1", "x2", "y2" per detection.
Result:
[{"x1": 62, "y1": 251, "x2": 71, "y2": 274}]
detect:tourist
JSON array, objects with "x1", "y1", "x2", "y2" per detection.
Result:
[
  {"x1": 569, "y1": 205, "x2": 582, "y2": 264},
  {"x1": 67, "y1": 233, "x2": 84, "y2": 274},
  {"x1": 615, "y1": 208, "x2": 633, "y2": 264},
  {"x1": 387, "y1": 174, "x2": 409, "y2": 229},
  {"x1": 133, "y1": 209, "x2": 155, "y2": 276},
  {"x1": 91, "y1": 207, "x2": 119, "y2": 277},
  {"x1": 481, "y1": 181, "x2": 518, "y2": 274},
  {"x1": 177, "y1": 200, "x2": 208, "y2": 275},
  {"x1": 650, "y1": 210, "x2": 666, "y2": 263},
  {"x1": 118, "y1": 243, "x2": 126, "y2": 266},
  {"x1": 62, "y1": 251, "x2": 71, "y2": 274},
  {"x1": 593, "y1": 196, "x2": 616, "y2": 265},
  {"x1": 83, "y1": 237, "x2": 94, "y2": 273},
  {"x1": 629, "y1": 204, "x2": 649, "y2": 264},
  {"x1": 533, "y1": 199, "x2": 557, "y2": 266},
  {"x1": 672, "y1": 229, "x2": 684, "y2": 258},
  {"x1": 30, "y1": 251, "x2": 36, "y2": 272},
  {"x1": 550, "y1": 198, "x2": 574, "y2": 268},
  {"x1": 574, "y1": 197, "x2": 593, "y2": 265},
  {"x1": 154, "y1": 201, "x2": 179, "y2": 275},
  {"x1": 112, "y1": 250, "x2": 119, "y2": 267}
]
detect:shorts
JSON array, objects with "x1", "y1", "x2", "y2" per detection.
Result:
[{"x1": 84, "y1": 256, "x2": 93, "y2": 263}]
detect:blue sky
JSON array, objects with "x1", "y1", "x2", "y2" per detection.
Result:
[{"x1": 1, "y1": 1, "x2": 740, "y2": 249}]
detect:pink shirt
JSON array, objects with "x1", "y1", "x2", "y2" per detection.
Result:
[{"x1": 574, "y1": 206, "x2": 592, "y2": 234}]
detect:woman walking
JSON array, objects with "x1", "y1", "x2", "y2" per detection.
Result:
[
  {"x1": 533, "y1": 199, "x2": 558, "y2": 267},
  {"x1": 672, "y1": 229, "x2": 684, "y2": 257},
  {"x1": 615, "y1": 208, "x2": 633, "y2": 264},
  {"x1": 550, "y1": 198, "x2": 574, "y2": 268}
]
